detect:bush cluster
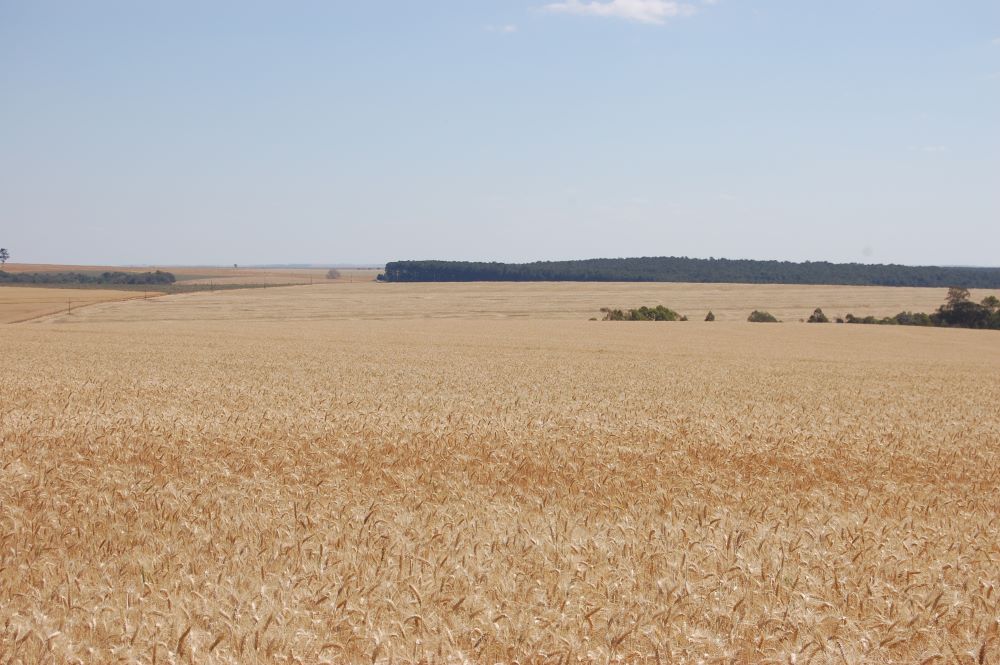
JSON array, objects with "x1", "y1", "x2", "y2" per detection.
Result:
[
  {"x1": 807, "y1": 308, "x2": 829, "y2": 323},
  {"x1": 598, "y1": 290, "x2": 999, "y2": 331},
  {"x1": 844, "y1": 289, "x2": 999, "y2": 330},
  {"x1": 601, "y1": 305, "x2": 684, "y2": 321},
  {"x1": 747, "y1": 310, "x2": 779, "y2": 323},
  {"x1": 0, "y1": 270, "x2": 176, "y2": 285}
]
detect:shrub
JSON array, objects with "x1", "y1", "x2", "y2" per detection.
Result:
[
  {"x1": 326, "y1": 269, "x2": 342, "y2": 280},
  {"x1": 748, "y1": 310, "x2": 779, "y2": 323},
  {"x1": 893, "y1": 311, "x2": 933, "y2": 326},
  {"x1": 601, "y1": 305, "x2": 683, "y2": 321},
  {"x1": 807, "y1": 308, "x2": 829, "y2": 323},
  {"x1": 705, "y1": 311, "x2": 715, "y2": 321}
]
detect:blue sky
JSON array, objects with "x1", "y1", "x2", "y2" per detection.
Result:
[{"x1": 2, "y1": 1, "x2": 998, "y2": 266}]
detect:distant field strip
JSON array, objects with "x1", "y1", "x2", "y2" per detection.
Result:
[
  {"x1": 0, "y1": 264, "x2": 381, "y2": 286},
  {"x1": 34, "y1": 280, "x2": 992, "y2": 324},
  {"x1": 0, "y1": 286, "x2": 161, "y2": 323}
]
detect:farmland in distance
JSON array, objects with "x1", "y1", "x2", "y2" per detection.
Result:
[
  {"x1": 0, "y1": 286, "x2": 161, "y2": 324},
  {"x1": 34, "y1": 280, "x2": 991, "y2": 324}
]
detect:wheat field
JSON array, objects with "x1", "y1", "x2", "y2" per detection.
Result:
[
  {"x1": 37, "y1": 280, "x2": 989, "y2": 324},
  {"x1": 2, "y1": 284, "x2": 999, "y2": 664}
]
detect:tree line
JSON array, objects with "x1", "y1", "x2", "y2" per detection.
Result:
[
  {"x1": 0, "y1": 270, "x2": 177, "y2": 285},
  {"x1": 841, "y1": 288, "x2": 1000, "y2": 329},
  {"x1": 599, "y1": 289, "x2": 1000, "y2": 330},
  {"x1": 379, "y1": 257, "x2": 1000, "y2": 288}
]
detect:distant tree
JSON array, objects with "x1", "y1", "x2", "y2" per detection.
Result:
[
  {"x1": 0, "y1": 248, "x2": 8, "y2": 265},
  {"x1": 748, "y1": 310, "x2": 779, "y2": 323},
  {"x1": 705, "y1": 311, "x2": 715, "y2": 321},
  {"x1": 987, "y1": 296, "x2": 1000, "y2": 329},
  {"x1": 807, "y1": 308, "x2": 829, "y2": 323},
  {"x1": 326, "y1": 268, "x2": 342, "y2": 280},
  {"x1": 934, "y1": 287, "x2": 992, "y2": 328},
  {"x1": 946, "y1": 287, "x2": 970, "y2": 307}
]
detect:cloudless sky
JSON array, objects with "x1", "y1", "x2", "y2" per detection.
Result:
[{"x1": 2, "y1": 1, "x2": 998, "y2": 266}]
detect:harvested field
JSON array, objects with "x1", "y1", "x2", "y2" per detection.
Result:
[
  {"x1": 0, "y1": 286, "x2": 160, "y2": 324},
  {"x1": 2, "y1": 285, "x2": 999, "y2": 664}
]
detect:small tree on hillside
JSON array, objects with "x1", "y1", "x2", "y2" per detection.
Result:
[{"x1": 0, "y1": 248, "x2": 9, "y2": 265}]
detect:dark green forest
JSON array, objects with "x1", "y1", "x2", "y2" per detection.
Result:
[{"x1": 379, "y1": 257, "x2": 1000, "y2": 288}]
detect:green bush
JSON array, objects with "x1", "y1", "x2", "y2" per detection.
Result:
[
  {"x1": 748, "y1": 310, "x2": 779, "y2": 323},
  {"x1": 601, "y1": 305, "x2": 684, "y2": 321},
  {"x1": 807, "y1": 308, "x2": 829, "y2": 323}
]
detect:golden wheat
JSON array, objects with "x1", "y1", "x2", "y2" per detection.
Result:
[
  {"x1": 36, "y1": 280, "x2": 988, "y2": 324},
  {"x1": 1, "y1": 285, "x2": 999, "y2": 664}
]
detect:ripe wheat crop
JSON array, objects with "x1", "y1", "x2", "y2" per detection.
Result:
[{"x1": 1, "y1": 288, "x2": 999, "y2": 663}]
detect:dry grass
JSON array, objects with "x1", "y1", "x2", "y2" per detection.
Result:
[
  {"x1": 0, "y1": 286, "x2": 160, "y2": 324},
  {"x1": 2, "y1": 286, "x2": 999, "y2": 664}
]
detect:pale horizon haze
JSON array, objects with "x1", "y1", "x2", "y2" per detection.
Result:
[{"x1": 2, "y1": 1, "x2": 999, "y2": 267}]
